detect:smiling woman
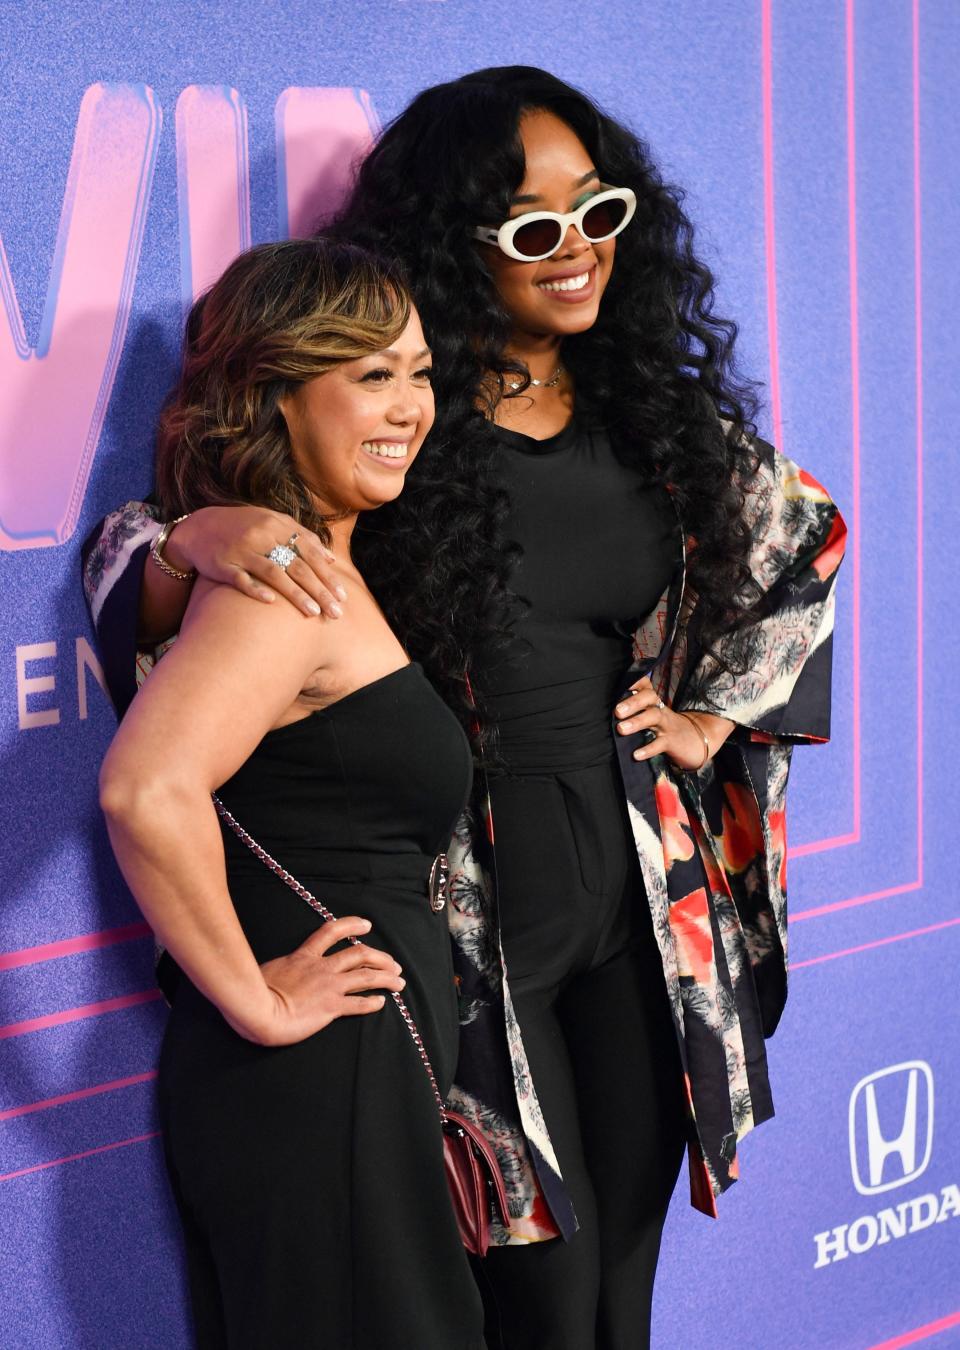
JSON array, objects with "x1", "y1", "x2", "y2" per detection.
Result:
[
  {"x1": 279, "y1": 339, "x2": 434, "y2": 504},
  {"x1": 95, "y1": 238, "x2": 485, "y2": 1349},
  {"x1": 472, "y1": 112, "x2": 622, "y2": 346},
  {"x1": 154, "y1": 240, "x2": 431, "y2": 538}
]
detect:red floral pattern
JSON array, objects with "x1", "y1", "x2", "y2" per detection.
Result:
[
  {"x1": 670, "y1": 888, "x2": 716, "y2": 983},
  {"x1": 655, "y1": 776, "x2": 696, "y2": 870}
]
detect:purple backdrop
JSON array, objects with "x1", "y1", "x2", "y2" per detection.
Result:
[{"x1": 1, "y1": 1, "x2": 958, "y2": 1346}]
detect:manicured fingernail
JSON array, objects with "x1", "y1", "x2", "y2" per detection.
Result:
[
  {"x1": 258, "y1": 590, "x2": 275, "y2": 603},
  {"x1": 359, "y1": 919, "x2": 372, "y2": 931},
  {"x1": 323, "y1": 548, "x2": 336, "y2": 562},
  {"x1": 328, "y1": 602, "x2": 343, "y2": 618},
  {"x1": 334, "y1": 585, "x2": 348, "y2": 601},
  {"x1": 633, "y1": 749, "x2": 645, "y2": 760},
  {"x1": 616, "y1": 704, "x2": 628, "y2": 716},
  {"x1": 304, "y1": 600, "x2": 321, "y2": 616}
]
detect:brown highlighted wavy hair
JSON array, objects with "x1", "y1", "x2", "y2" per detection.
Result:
[{"x1": 156, "y1": 238, "x2": 411, "y2": 543}]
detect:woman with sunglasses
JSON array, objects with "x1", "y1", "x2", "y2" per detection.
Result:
[{"x1": 83, "y1": 67, "x2": 844, "y2": 1350}]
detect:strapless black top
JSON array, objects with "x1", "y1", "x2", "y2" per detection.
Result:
[
  {"x1": 157, "y1": 664, "x2": 473, "y2": 1000},
  {"x1": 216, "y1": 663, "x2": 473, "y2": 886}
]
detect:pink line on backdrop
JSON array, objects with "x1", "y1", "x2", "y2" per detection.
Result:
[
  {"x1": 0, "y1": 922, "x2": 151, "y2": 972},
  {"x1": 760, "y1": 0, "x2": 783, "y2": 451},
  {"x1": 765, "y1": 0, "x2": 861, "y2": 858},
  {"x1": 0, "y1": 1130, "x2": 161, "y2": 1185},
  {"x1": 0, "y1": 989, "x2": 163, "y2": 1040},
  {"x1": 792, "y1": 0, "x2": 926, "y2": 913},
  {"x1": 843, "y1": 0, "x2": 863, "y2": 850},
  {"x1": 791, "y1": 915, "x2": 960, "y2": 971},
  {"x1": 790, "y1": 828, "x2": 860, "y2": 860},
  {"x1": 0, "y1": 1070, "x2": 156, "y2": 1122},
  {"x1": 911, "y1": 0, "x2": 925, "y2": 885},
  {"x1": 792, "y1": 877, "x2": 921, "y2": 923},
  {"x1": 866, "y1": 1308, "x2": 960, "y2": 1349}
]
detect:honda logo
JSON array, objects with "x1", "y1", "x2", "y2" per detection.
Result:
[{"x1": 848, "y1": 1061, "x2": 934, "y2": 1196}]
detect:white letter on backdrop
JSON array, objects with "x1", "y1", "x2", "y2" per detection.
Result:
[
  {"x1": 16, "y1": 642, "x2": 59, "y2": 729},
  {"x1": 76, "y1": 635, "x2": 108, "y2": 720}
]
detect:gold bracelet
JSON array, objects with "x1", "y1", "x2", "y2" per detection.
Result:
[
  {"x1": 679, "y1": 711, "x2": 711, "y2": 771},
  {"x1": 150, "y1": 514, "x2": 196, "y2": 582}
]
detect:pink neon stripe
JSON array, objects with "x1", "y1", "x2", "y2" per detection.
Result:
[
  {"x1": 797, "y1": 0, "x2": 926, "y2": 883},
  {"x1": 0, "y1": 1070, "x2": 157, "y2": 1121},
  {"x1": 912, "y1": 0, "x2": 925, "y2": 885},
  {"x1": 767, "y1": 0, "x2": 861, "y2": 860},
  {"x1": 0, "y1": 989, "x2": 163, "y2": 1040},
  {"x1": 792, "y1": 876, "x2": 921, "y2": 922},
  {"x1": 761, "y1": 0, "x2": 784, "y2": 453},
  {"x1": 866, "y1": 1309, "x2": 960, "y2": 1350},
  {"x1": 845, "y1": 0, "x2": 864, "y2": 846},
  {"x1": 791, "y1": 916, "x2": 960, "y2": 971},
  {"x1": 0, "y1": 1130, "x2": 161, "y2": 1184},
  {"x1": 789, "y1": 829, "x2": 859, "y2": 860},
  {"x1": 0, "y1": 922, "x2": 152, "y2": 972}
]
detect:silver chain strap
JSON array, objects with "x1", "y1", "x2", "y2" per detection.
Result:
[{"x1": 212, "y1": 795, "x2": 446, "y2": 1115}]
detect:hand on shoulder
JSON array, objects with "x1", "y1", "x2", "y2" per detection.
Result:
[{"x1": 172, "y1": 505, "x2": 349, "y2": 620}]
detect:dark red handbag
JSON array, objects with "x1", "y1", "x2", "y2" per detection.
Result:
[
  {"x1": 214, "y1": 796, "x2": 510, "y2": 1257},
  {"x1": 442, "y1": 1109, "x2": 510, "y2": 1255}
]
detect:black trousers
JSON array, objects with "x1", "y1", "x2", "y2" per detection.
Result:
[
  {"x1": 476, "y1": 764, "x2": 688, "y2": 1350},
  {"x1": 157, "y1": 871, "x2": 485, "y2": 1350}
]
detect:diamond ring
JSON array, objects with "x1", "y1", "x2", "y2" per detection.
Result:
[
  {"x1": 267, "y1": 544, "x2": 297, "y2": 571},
  {"x1": 656, "y1": 697, "x2": 665, "y2": 711}
]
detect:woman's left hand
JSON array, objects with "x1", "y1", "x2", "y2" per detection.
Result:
[{"x1": 615, "y1": 677, "x2": 731, "y2": 770}]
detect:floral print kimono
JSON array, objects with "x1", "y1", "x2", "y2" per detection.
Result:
[{"x1": 82, "y1": 435, "x2": 845, "y2": 1247}]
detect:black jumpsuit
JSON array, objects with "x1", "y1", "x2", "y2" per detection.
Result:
[
  {"x1": 157, "y1": 665, "x2": 486, "y2": 1350},
  {"x1": 472, "y1": 411, "x2": 689, "y2": 1350}
]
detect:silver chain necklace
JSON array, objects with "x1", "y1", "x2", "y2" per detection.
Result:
[{"x1": 506, "y1": 365, "x2": 564, "y2": 392}]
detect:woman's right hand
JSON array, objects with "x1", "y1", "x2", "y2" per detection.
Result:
[
  {"x1": 227, "y1": 917, "x2": 405, "y2": 1046},
  {"x1": 168, "y1": 505, "x2": 348, "y2": 619}
]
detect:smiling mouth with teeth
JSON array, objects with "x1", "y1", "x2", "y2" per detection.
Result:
[
  {"x1": 537, "y1": 271, "x2": 592, "y2": 294},
  {"x1": 362, "y1": 442, "x2": 409, "y2": 459}
]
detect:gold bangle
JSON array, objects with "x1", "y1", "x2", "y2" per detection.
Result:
[
  {"x1": 150, "y1": 514, "x2": 196, "y2": 582},
  {"x1": 679, "y1": 711, "x2": 711, "y2": 771}
]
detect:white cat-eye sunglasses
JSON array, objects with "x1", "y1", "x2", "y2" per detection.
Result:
[{"x1": 471, "y1": 185, "x2": 637, "y2": 262}]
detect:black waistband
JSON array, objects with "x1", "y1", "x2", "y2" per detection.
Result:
[{"x1": 483, "y1": 671, "x2": 626, "y2": 775}]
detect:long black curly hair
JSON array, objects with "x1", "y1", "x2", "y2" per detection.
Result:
[{"x1": 334, "y1": 65, "x2": 764, "y2": 721}]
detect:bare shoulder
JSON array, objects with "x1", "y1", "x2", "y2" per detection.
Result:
[
  {"x1": 180, "y1": 572, "x2": 408, "y2": 708},
  {"x1": 181, "y1": 576, "x2": 342, "y2": 671}
]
